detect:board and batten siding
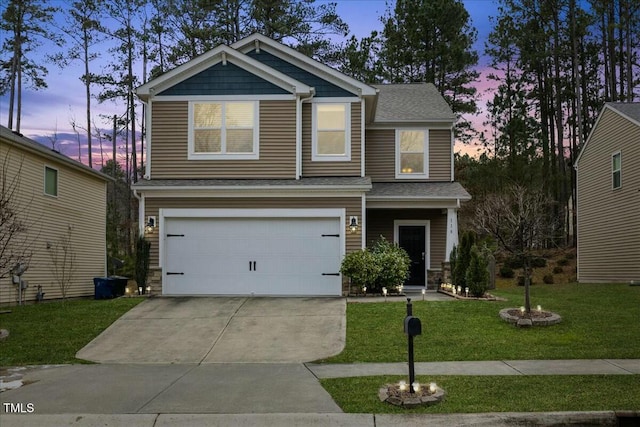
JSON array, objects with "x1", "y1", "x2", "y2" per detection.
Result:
[
  {"x1": 301, "y1": 102, "x2": 362, "y2": 177},
  {"x1": 0, "y1": 143, "x2": 107, "y2": 305},
  {"x1": 577, "y1": 108, "x2": 640, "y2": 283},
  {"x1": 366, "y1": 209, "x2": 447, "y2": 270},
  {"x1": 144, "y1": 197, "x2": 363, "y2": 267},
  {"x1": 365, "y1": 128, "x2": 452, "y2": 181},
  {"x1": 150, "y1": 100, "x2": 297, "y2": 179}
]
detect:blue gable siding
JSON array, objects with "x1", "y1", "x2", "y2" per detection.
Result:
[
  {"x1": 159, "y1": 62, "x2": 289, "y2": 96},
  {"x1": 246, "y1": 50, "x2": 355, "y2": 97}
]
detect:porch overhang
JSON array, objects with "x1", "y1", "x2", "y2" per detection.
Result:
[{"x1": 365, "y1": 182, "x2": 471, "y2": 209}]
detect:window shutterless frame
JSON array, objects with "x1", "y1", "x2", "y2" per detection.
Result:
[
  {"x1": 187, "y1": 100, "x2": 259, "y2": 160},
  {"x1": 312, "y1": 102, "x2": 351, "y2": 162},
  {"x1": 395, "y1": 129, "x2": 429, "y2": 179},
  {"x1": 612, "y1": 151, "x2": 621, "y2": 189},
  {"x1": 44, "y1": 165, "x2": 58, "y2": 197}
]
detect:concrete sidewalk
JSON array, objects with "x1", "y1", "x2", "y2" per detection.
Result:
[{"x1": 307, "y1": 358, "x2": 640, "y2": 378}]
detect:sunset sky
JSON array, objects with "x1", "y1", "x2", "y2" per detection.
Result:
[{"x1": 0, "y1": 0, "x2": 500, "y2": 166}]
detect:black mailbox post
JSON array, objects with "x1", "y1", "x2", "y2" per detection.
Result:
[{"x1": 404, "y1": 298, "x2": 422, "y2": 393}]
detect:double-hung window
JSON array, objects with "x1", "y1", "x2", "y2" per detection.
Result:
[
  {"x1": 612, "y1": 151, "x2": 621, "y2": 189},
  {"x1": 396, "y1": 129, "x2": 428, "y2": 179},
  {"x1": 188, "y1": 101, "x2": 259, "y2": 160},
  {"x1": 44, "y1": 166, "x2": 58, "y2": 197},
  {"x1": 312, "y1": 103, "x2": 351, "y2": 161}
]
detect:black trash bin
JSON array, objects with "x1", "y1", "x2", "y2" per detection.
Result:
[
  {"x1": 109, "y1": 276, "x2": 128, "y2": 297},
  {"x1": 94, "y1": 277, "x2": 114, "y2": 299}
]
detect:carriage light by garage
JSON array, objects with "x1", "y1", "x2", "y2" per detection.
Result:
[{"x1": 349, "y1": 216, "x2": 358, "y2": 233}]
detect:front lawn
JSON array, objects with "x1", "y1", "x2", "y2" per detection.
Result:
[
  {"x1": 0, "y1": 298, "x2": 143, "y2": 366},
  {"x1": 321, "y1": 375, "x2": 640, "y2": 413},
  {"x1": 321, "y1": 283, "x2": 640, "y2": 363}
]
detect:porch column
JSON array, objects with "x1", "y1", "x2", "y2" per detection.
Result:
[{"x1": 445, "y1": 208, "x2": 459, "y2": 261}]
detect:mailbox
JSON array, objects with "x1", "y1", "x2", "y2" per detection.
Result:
[{"x1": 404, "y1": 316, "x2": 422, "y2": 336}]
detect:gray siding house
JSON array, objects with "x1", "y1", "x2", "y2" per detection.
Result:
[
  {"x1": 134, "y1": 34, "x2": 470, "y2": 296},
  {"x1": 575, "y1": 102, "x2": 640, "y2": 283}
]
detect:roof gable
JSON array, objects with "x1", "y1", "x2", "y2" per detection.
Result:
[
  {"x1": 136, "y1": 45, "x2": 311, "y2": 100},
  {"x1": 371, "y1": 83, "x2": 455, "y2": 124},
  {"x1": 159, "y1": 61, "x2": 289, "y2": 96},
  {"x1": 231, "y1": 33, "x2": 377, "y2": 97},
  {"x1": 246, "y1": 49, "x2": 353, "y2": 97},
  {"x1": 575, "y1": 102, "x2": 640, "y2": 168}
]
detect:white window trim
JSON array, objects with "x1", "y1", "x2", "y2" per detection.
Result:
[
  {"x1": 43, "y1": 165, "x2": 59, "y2": 197},
  {"x1": 312, "y1": 102, "x2": 351, "y2": 162},
  {"x1": 612, "y1": 151, "x2": 622, "y2": 190},
  {"x1": 395, "y1": 129, "x2": 429, "y2": 179},
  {"x1": 187, "y1": 100, "x2": 259, "y2": 160}
]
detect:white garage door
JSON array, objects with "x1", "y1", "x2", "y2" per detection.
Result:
[{"x1": 163, "y1": 214, "x2": 343, "y2": 296}]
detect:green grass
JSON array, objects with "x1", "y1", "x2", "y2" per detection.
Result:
[
  {"x1": 0, "y1": 298, "x2": 143, "y2": 366},
  {"x1": 321, "y1": 283, "x2": 640, "y2": 363},
  {"x1": 321, "y1": 375, "x2": 640, "y2": 413}
]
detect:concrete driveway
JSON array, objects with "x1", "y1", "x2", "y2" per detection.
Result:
[{"x1": 76, "y1": 297, "x2": 345, "y2": 364}]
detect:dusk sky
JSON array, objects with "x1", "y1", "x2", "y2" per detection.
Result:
[{"x1": 0, "y1": 0, "x2": 500, "y2": 166}]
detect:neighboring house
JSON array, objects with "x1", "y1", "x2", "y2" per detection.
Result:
[
  {"x1": 134, "y1": 33, "x2": 470, "y2": 296},
  {"x1": 575, "y1": 102, "x2": 640, "y2": 283},
  {"x1": 0, "y1": 126, "x2": 111, "y2": 305}
]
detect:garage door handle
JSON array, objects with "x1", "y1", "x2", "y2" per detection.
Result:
[
  {"x1": 167, "y1": 272, "x2": 184, "y2": 275},
  {"x1": 322, "y1": 273, "x2": 340, "y2": 276}
]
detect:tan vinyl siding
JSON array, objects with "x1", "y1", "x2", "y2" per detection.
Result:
[
  {"x1": 150, "y1": 100, "x2": 296, "y2": 179},
  {"x1": 365, "y1": 128, "x2": 452, "y2": 181},
  {"x1": 302, "y1": 102, "x2": 362, "y2": 176},
  {"x1": 0, "y1": 142, "x2": 107, "y2": 305},
  {"x1": 144, "y1": 197, "x2": 362, "y2": 266},
  {"x1": 366, "y1": 209, "x2": 447, "y2": 269},
  {"x1": 577, "y1": 108, "x2": 640, "y2": 282}
]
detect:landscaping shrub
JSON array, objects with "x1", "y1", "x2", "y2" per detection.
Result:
[
  {"x1": 135, "y1": 235, "x2": 151, "y2": 293},
  {"x1": 505, "y1": 256, "x2": 524, "y2": 269},
  {"x1": 371, "y1": 237, "x2": 411, "y2": 292},
  {"x1": 557, "y1": 258, "x2": 569, "y2": 266},
  {"x1": 466, "y1": 245, "x2": 489, "y2": 297},
  {"x1": 499, "y1": 265, "x2": 515, "y2": 278},
  {"x1": 552, "y1": 266, "x2": 564, "y2": 274},
  {"x1": 449, "y1": 245, "x2": 459, "y2": 285},
  {"x1": 340, "y1": 249, "x2": 381, "y2": 291},
  {"x1": 453, "y1": 230, "x2": 476, "y2": 287},
  {"x1": 543, "y1": 274, "x2": 554, "y2": 284},
  {"x1": 517, "y1": 276, "x2": 534, "y2": 286},
  {"x1": 531, "y1": 257, "x2": 547, "y2": 268}
]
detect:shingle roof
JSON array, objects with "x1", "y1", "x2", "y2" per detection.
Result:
[
  {"x1": 368, "y1": 182, "x2": 471, "y2": 200},
  {"x1": 0, "y1": 125, "x2": 111, "y2": 182},
  {"x1": 133, "y1": 177, "x2": 371, "y2": 189},
  {"x1": 607, "y1": 102, "x2": 640, "y2": 124},
  {"x1": 371, "y1": 83, "x2": 455, "y2": 123}
]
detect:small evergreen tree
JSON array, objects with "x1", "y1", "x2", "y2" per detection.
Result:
[
  {"x1": 449, "y1": 245, "x2": 458, "y2": 285},
  {"x1": 466, "y1": 245, "x2": 489, "y2": 297},
  {"x1": 135, "y1": 235, "x2": 151, "y2": 294},
  {"x1": 453, "y1": 230, "x2": 476, "y2": 288}
]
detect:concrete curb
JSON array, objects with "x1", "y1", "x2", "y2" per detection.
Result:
[{"x1": 2, "y1": 411, "x2": 637, "y2": 427}]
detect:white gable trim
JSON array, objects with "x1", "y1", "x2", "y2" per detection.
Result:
[
  {"x1": 136, "y1": 45, "x2": 312, "y2": 100},
  {"x1": 575, "y1": 104, "x2": 640, "y2": 168},
  {"x1": 231, "y1": 33, "x2": 377, "y2": 97}
]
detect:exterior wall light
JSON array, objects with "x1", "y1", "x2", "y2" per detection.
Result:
[
  {"x1": 145, "y1": 216, "x2": 156, "y2": 234},
  {"x1": 349, "y1": 216, "x2": 358, "y2": 233}
]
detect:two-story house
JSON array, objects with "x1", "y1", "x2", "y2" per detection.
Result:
[
  {"x1": 575, "y1": 102, "x2": 640, "y2": 283},
  {"x1": 134, "y1": 34, "x2": 470, "y2": 296},
  {"x1": 0, "y1": 126, "x2": 111, "y2": 305}
]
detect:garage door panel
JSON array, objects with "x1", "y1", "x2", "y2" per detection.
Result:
[{"x1": 164, "y1": 215, "x2": 342, "y2": 296}]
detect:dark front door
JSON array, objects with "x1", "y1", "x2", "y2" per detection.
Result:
[{"x1": 398, "y1": 225, "x2": 426, "y2": 286}]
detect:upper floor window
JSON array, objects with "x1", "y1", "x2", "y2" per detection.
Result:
[
  {"x1": 44, "y1": 166, "x2": 58, "y2": 197},
  {"x1": 612, "y1": 151, "x2": 621, "y2": 189},
  {"x1": 188, "y1": 101, "x2": 259, "y2": 160},
  {"x1": 396, "y1": 129, "x2": 428, "y2": 179},
  {"x1": 312, "y1": 103, "x2": 351, "y2": 161}
]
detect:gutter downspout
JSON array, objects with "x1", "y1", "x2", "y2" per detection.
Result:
[
  {"x1": 297, "y1": 88, "x2": 315, "y2": 179},
  {"x1": 132, "y1": 188, "x2": 144, "y2": 236}
]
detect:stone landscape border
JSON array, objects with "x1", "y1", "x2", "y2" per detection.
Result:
[
  {"x1": 499, "y1": 308, "x2": 562, "y2": 327},
  {"x1": 379, "y1": 384, "x2": 446, "y2": 408}
]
